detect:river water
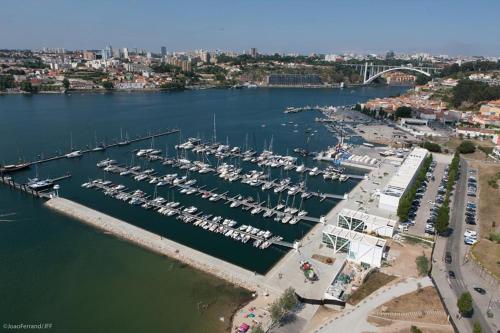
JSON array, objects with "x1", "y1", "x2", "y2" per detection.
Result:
[{"x1": 0, "y1": 86, "x2": 407, "y2": 332}]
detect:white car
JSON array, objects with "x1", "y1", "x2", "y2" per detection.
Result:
[
  {"x1": 464, "y1": 237, "x2": 477, "y2": 245},
  {"x1": 464, "y1": 229, "x2": 477, "y2": 238}
]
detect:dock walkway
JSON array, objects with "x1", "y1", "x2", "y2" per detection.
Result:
[{"x1": 20, "y1": 129, "x2": 179, "y2": 167}]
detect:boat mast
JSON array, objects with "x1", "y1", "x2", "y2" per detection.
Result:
[{"x1": 213, "y1": 114, "x2": 217, "y2": 143}]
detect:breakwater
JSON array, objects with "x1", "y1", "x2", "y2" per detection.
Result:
[{"x1": 44, "y1": 197, "x2": 280, "y2": 293}]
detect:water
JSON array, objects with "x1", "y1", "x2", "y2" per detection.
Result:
[{"x1": 0, "y1": 86, "x2": 407, "y2": 332}]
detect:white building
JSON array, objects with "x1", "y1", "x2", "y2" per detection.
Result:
[
  {"x1": 322, "y1": 225, "x2": 386, "y2": 268},
  {"x1": 336, "y1": 208, "x2": 397, "y2": 237},
  {"x1": 378, "y1": 148, "x2": 428, "y2": 213}
]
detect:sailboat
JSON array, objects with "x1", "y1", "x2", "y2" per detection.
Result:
[
  {"x1": 66, "y1": 133, "x2": 82, "y2": 158},
  {"x1": 92, "y1": 131, "x2": 105, "y2": 151},
  {"x1": 117, "y1": 128, "x2": 130, "y2": 146}
]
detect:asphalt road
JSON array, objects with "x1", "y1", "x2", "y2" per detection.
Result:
[{"x1": 444, "y1": 158, "x2": 494, "y2": 333}]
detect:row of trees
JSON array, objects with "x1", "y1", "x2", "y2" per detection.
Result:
[
  {"x1": 439, "y1": 60, "x2": 500, "y2": 78},
  {"x1": 435, "y1": 152, "x2": 460, "y2": 234},
  {"x1": 397, "y1": 155, "x2": 433, "y2": 221}
]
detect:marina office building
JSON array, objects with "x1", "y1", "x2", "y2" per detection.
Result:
[
  {"x1": 378, "y1": 148, "x2": 428, "y2": 213},
  {"x1": 322, "y1": 147, "x2": 428, "y2": 267}
]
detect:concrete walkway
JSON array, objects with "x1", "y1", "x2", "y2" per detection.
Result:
[{"x1": 314, "y1": 277, "x2": 433, "y2": 333}]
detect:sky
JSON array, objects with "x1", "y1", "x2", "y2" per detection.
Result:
[{"x1": 1, "y1": 0, "x2": 499, "y2": 56}]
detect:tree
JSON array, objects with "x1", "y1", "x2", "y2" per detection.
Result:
[
  {"x1": 435, "y1": 202, "x2": 450, "y2": 235},
  {"x1": 473, "y1": 321, "x2": 482, "y2": 333},
  {"x1": 415, "y1": 75, "x2": 431, "y2": 85},
  {"x1": 457, "y1": 292, "x2": 473, "y2": 317},
  {"x1": 394, "y1": 106, "x2": 412, "y2": 119},
  {"x1": 457, "y1": 141, "x2": 476, "y2": 154},
  {"x1": 62, "y1": 78, "x2": 70, "y2": 89},
  {"x1": 102, "y1": 81, "x2": 114, "y2": 90},
  {"x1": 0, "y1": 74, "x2": 15, "y2": 90},
  {"x1": 410, "y1": 326, "x2": 423, "y2": 333},
  {"x1": 20, "y1": 81, "x2": 36, "y2": 93},
  {"x1": 269, "y1": 287, "x2": 299, "y2": 326},
  {"x1": 422, "y1": 141, "x2": 441, "y2": 153}
]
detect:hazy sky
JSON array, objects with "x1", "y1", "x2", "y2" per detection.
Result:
[{"x1": 2, "y1": 0, "x2": 499, "y2": 56}]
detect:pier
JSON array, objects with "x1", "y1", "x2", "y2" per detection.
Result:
[
  {"x1": 3, "y1": 128, "x2": 180, "y2": 169},
  {"x1": 44, "y1": 196, "x2": 280, "y2": 293},
  {"x1": 0, "y1": 173, "x2": 71, "y2": 199}
]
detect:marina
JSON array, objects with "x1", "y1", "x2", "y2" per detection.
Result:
[
  {"x1": 82, "y1": 179, "x2": 290, "y2": 249},
  {"x1": 92, "y1": 159, "x2": 325, "y2": 223}
]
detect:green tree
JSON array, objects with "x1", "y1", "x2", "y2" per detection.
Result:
[
  {"x1": 457, "y1": 141, "x2": 476, "y2": 154},
  {"x1": 415, "y1": 75, "x2": 431, "y2": 85},
  {"x1": 102, "y1": 81, "x2": 114, "y2": 90},
  {"x1": 422, "y1": 141, "x2": 441, "y2": 153},
  {"x1": 269, "y1": 287, "x2": 299, "y2": 326},
  {"x1": 62, "y1": 78, "x2": 70, "y2": 89},
  {"x1": 473, "y1": 321, "x2": 482, "y2": 333},
  {"x1": 435, "y1": 202, "x2": 450, "y2": 235},
  {"x1": 20, "y1": 81, "x2": 36, "y2": 93},
  {"x1": 457, "y1": 292, "x2": 473, "y2": 317},
  {"x1": 0, "y1": 74, "x2": 15, "y2": 90},
  {"x1": 410, "y1": 326, "x2": 423, "y2": 333},
  {"x1": 394, "y1": 106, "x2": 412, "y2": 119}
]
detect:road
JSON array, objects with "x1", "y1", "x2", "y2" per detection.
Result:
[{"x1": 432, "y1": 158, "x2": 498, "y2": 333}]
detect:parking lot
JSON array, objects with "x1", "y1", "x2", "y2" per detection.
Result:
[
  {"x1": 404, "y1": 154, "x2": 451, "y2": 237},
  {"x1": 463, "y1": 168, "x2": 478, "y2": 245}
]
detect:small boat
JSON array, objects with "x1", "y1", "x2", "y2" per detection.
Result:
[{"x1": 65, "y1": 150, "x2": 82, "y2": 158}]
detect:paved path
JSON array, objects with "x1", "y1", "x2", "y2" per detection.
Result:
[{"x1": 314, "y1": 277, "x2": 433, "y2": 333}]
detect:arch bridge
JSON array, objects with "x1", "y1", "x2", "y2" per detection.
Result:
[{"x1": 343, "y1": 62, "x2": 440, "y2": 84}]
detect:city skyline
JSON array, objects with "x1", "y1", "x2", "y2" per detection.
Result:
[{"x1": 1, "y1": 0, "x2": 500, "y2": 56}]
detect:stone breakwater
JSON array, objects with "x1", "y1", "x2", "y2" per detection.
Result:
[{"x1": 44, "y1": 197, "x2": 278, "y2": 293}]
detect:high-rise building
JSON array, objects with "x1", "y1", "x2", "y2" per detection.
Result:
[
  {"x1": 161, "y1": 46, "x2": 167, "y2": 56},
  {"x1": 250, "y1": 48, "x2": 258, "y2": 58},
  {"x1": 112, "y1": 48, "x2": 121, "y2": 59},
  {"x1": 122, "y1": 48, "x2": 129, "y2": 59}
]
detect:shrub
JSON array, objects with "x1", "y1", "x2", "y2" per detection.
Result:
[
  {"x1": 473, "y1": 321, "x2": 482, "y2": 333},
  {"x1": 457, "y1": 141, "x2": 476, "y2": 154},
  {"x1": 457, "y1": 292, "x2": 473, "y2": 317},
  {"x1": 411, "y1": 326, "x2": 423, "y2": 333},
  {"x1": 416, "y1": 255, "x2": 429, "y2": 276}
]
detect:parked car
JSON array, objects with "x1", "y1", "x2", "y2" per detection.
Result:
[
  {"x1": 464, "y1": 237, "x2": 477, "y2": 245},
  {"x1": 445, "y1": 252, "x2": 452, "y2": 264}
]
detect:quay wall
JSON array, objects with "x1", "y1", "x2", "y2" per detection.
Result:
[{"x1": 44, "y1": 197, "x2": 277, "y2": 293}]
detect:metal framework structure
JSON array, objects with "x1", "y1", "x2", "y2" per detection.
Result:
[{"x1": 343, "y1": 62, "x2": 441, "y2": 84}]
